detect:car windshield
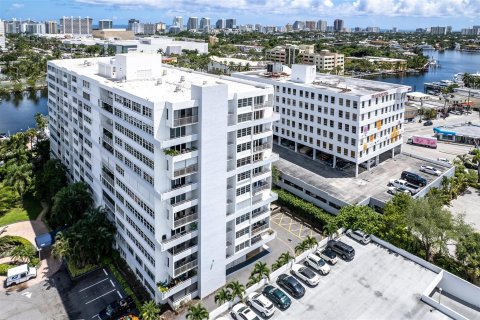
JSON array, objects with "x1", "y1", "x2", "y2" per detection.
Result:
[
  {"x1": 301, "y1": 267, "x2": 316, "y2": 278},
  {"x1": 273, "y1": 289, "x2": 287, "y2": 301},
  {"x1": 324, "y1": 250, "x2": 335, "y2": 258},
  {"x1": 238, "y1": 306, "x2": 248, "y2": 313},
  {"x1": 318, "y1": 259, "x2": 326, "y2": 266}
]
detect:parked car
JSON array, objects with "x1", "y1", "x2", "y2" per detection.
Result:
[
  {"x1": 304, "y1": 254, "x2": 330, "y2": 275},
  {"x1": 276, "y1": 274, "x2": 305, "y2": 298},
  {"x1": 98, "y1": 297, "x2": 134, "y2": 320},
  {"x1": 5, "y1": 264, "x2": 36, "y2": 287},
  {"x1": 423, "y1": 120, "x2": 433, "y2": 126},
  {"x1": 231, "y1": 303, "x2": 260, "y2": 320},
  {"x1": 346, "y1": 229, "x2": 371, "y2": 244},
  {"x1": 262, "y1": 285, "x2": 291, "y2": 310},
  {"x1": 387, "y1": 186, "x2": 412, "y2": 195},
  {"x1": 437, "y1": 158, "x2": 451, "y2": 164},
  {"x1": 388, "y1": 179, "x2": 419, "y2": 195},
  {"x1": 327, "y1": 240, "x2": 355, "y2": 261},
  {"x1": 246, "y1": 292, "x2": 275, "y2": 318},
  {"x1": 401, "y1": 171, "x2": 427, "y2": 187},
  {"x1": 291, "y1": 263, "x2": 321, "y2": 286},
  {"x1": 420, "y1": 165, "x2": 442, "y2": 176},
  {"x1": 317, "y1": 248, "x2": 338, "y2": 265}
]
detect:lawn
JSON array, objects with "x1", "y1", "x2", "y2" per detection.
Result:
[{"x1": 0, "y1": 192, "x2": 43, "y2": 227}]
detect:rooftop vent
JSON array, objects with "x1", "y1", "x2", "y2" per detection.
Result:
[
  {"x1": 174, "y1": 84, "x2": 182, "y2": 92},
  {"x1": 180, "y1": 75, "x2": 185, "y2": 82},
  {"x1": 162, "y1": 70, "x2": 168, "y2": 76},
  {"x1": 156, "y1": 79, "x2": 162, "y2": 86},
  {"x1": 203, "y1": 81, "x2": 207, "y2": 85}
]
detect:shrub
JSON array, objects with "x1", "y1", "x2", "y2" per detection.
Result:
[{"x1": 0, "y1": 263, "x2": 13, "y2": 275}]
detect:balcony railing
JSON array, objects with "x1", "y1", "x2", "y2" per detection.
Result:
[
  {"x1": 253, "y1": 183, "x2": 270, "y2": 195},
  {"x1": 174, "y1": 164, "x2": 198, "y2": 178},
  {"x1": 174, "y1": 212, "x2": 198, "y2": 228},
  {"x1": 162, "y1": 229, "x2": 196, "y2": 245},
  {"x1": 252, "y1": 170, "x2": 269, "y2": 178},
  {"x1": 174, "y1": 259, "x2": 198, "y2": 277},
  {"x1": 253, "y1": 143, "x2": 271, "y2": 152},
  {"x1": 169, "y1": 241, "x2": 198, "y2": 256},
  {"x1": 252, "y1": 223, "x2": 269, "y2": 236},
  {"x1": 171, "y1": 197, "x2": 195, "y2": 208},
  {"x1": 102, "y1": 135, "x2": 113, "y2": 146},
  {"x1": 254, "y1": 102, "x2": 268, "y2": 110},
  {"x1": 251, "y1": 229, "x2": 275, "y2": 244},
  {"x1": 173, "y1": 115, "x2": 198, "y2": 127},
  {"x1": 252, "y1": 208, "x2": 269, "y2": 219},
  {"x1": 102, "y1": 174, "x2": 114, "y2": 186}
]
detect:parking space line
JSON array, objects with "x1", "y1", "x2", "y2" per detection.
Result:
[
  {"x1": 117, "y1": 291, "x2": 123, "y2": 299},
  {"x1": 85, "y1": 289, "x2": 116, "y2": 305},
  {"x1": 103, "y1": 268, "x2": 108, "y2": 276},
  {"x1": 91, "y1": 314, "x2": 98, "y2": 319},
  {"x1": 110, "y1": 280, "x2": 115, "y2": 287},
  {"x1": 78, "y1": 278, "x2": 109, "y2": 293}
]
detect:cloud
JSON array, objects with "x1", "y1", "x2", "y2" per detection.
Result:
[
  {"x1": 74, "y1": 0, "x2": 480, "y2": 18},
  {"x1": 11, "y1": 3, "x2": 25, "y2": 9}
]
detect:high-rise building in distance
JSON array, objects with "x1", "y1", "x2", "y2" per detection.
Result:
[
  {"x1": 305, "y1": 21, "x2": 316, "y2": 30},
  {"x1": 45, "y1": 20, "x2": 58, "y2": 34},
  {"x1": 0, "y1": 20, "x2": 5, "y2": 50},
  {"x1": 46, "y1": 52, "x2": 278, "y2": 308},
  {"x1": 172, "y1": 16, "x2": 183, "y2": 30},
  {"x1": 334, "y1": 19, "x2": 344, "y2": 32},
  {"x1": 143, "y1": 23, "x2": 156, "y2": 35},
  {"x1": 199, "y1": 17, "x2": 210, "y2": 32},
  {"x1": 60, "y1": 16, "x2": 93, "y2": 35},
  {"x1": 316, "y1": 20, "x2": 327, "y2": 32},
  {"x1": 216, "y1": 19, "x2": 226, "y2": 29},
  {"x1": 98, "y1": 19, "x2": 113, "y2": 30},
  {"x1": 226, "y1": 18, "x2": 236, "y2": 29},
  {"x1": 127, "y1": 19, "x2": 144, "y2": 34},
  {"x1": 292, "y1": 21, "x2": 305, "y2": 31},
  {"x1": 187, "y1": 17, "x2": 198, "y2": 31}
]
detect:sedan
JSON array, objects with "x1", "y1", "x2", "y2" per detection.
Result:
[
  {"x1": 420, "y1": 165, "x2": 442, "y2": 176},
  {"x1": 276, "y1": 274, "x2": 305, "y2": 298},
  {"x1": 262, "y1": 285, "x2": 291, "y2": 310},
  {"x1": 317, "y1": 248, "x2": 338, "y2": 265},
  {"x1": 291, "y1": 263, "x2": 320, "y2": 286},
  {"x1": 346, "y1": 229, "x2": 371, "y2": 244},
  {"x1": 246, "y1": 292, "x2": 275, "y2": 318},
  {"x1": 231, "y1": 303, "x2": 260, "y2": 320},
  {"x1": 387, "y1": 186, "x2": 411, "y2": 195},
  {"x1": 98, "y1": 297, "x2": 134, "y2": 320},
  {"x1": 423, "y1": 120, "x2": 433, "y2": 126}
]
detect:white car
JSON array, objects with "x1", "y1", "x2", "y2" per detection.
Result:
[
  {"x1": 317, "y1": 248, "x2": 338, "y2": 265},
  {"x1": 304, "y1": 253, "x2": 330, "y2": 275},
  {"x1": 438, "y1": 158, "x2": 451, "y2": 164},
  {"x1": 246, "y1": 292, "x2": 275, "y2": 318},
  {"x1": 231, "y1": 303, "x2": 261, "y2": 320},
  {"x1": 346, "y1": 229, "x2": 371, "y2": 244},
  {"x1": 420, "y1": 165, "x2": 442, "y2": 176},
  {"x1": 291, "y1": 263, "x2": 320, "y2": 286},
  {"x1": 387, "y1": 186, "x2": 411, "y2": 195}
]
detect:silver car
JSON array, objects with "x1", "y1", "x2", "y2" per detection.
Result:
[{"x1": 346, "y1": 229, "x2": 371, "y2": 244}]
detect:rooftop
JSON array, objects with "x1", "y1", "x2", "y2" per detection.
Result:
[
  {"x1": 235, "y1": 68, "x2": 410, "y2": 97},
  {"x1": 434, "y1": 122, "x2": 480, "y2": 139},
  {"x1": 50, "y1": 54, "x2": 271, "y2": 103}
]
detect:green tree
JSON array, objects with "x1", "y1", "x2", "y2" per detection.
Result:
[
  {"x1": 456, "y1": 229, "x2": 480, "y2": 283},
  {"x1": 335, "y1": 205, "x2": 381, "y2": 234},
  {"x1": 4, "y1": 162, "x2": 33, "y2": 198},
  {"x1": 139, "y1": 300, "x2": 161, "y2": 320},
  {"x1": 50, "y1": 182, "x2": 93, "y2": 227},
  {"x1": 272, "y1": 251, "x2": 295, "y2": 271},
  {"x1": 294, "y1": 241, "x2": 309, "y2": 255},
  {"x1": 35, "y1": 159, "x2": 67, "y2": 204},
  {"x1": 10, "y1": 245, "x2": 37, "y2": 263},
  {"x1": 34, "y1": 113, "x2": 48, "y2": 136},
  {"x1": 214, "y1": 288, "x2": 231, "y2": 305},
  {"x1": 226, "y1": 280, "x2": 246, "y2": 301},
  {"x1": 252, "y1": 261, "x2": 270, "y2": 281},
  {"x1": 186, "y1": 303, "x2": 209, "y2": 320}
]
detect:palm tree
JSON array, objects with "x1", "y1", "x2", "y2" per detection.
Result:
[
  {"x1": 272, "y1": 251, "x2": 295, "y2": 271},
  {"x1": 25, "y1": 128, "x2": 37, "y2": 149},
  {"x1": 227, "y1": 280, "x2": 246, "y2": 301},
  {"x1": 246, "y1": 273, "x2": 262, "y2": 288},
  {"x1": 4, "y1": 162, "x2": 33, "y2": 198},
  {"x1": 303, "y1": 236, "x2": 318, "y2": 249},
  {"x1": 186, "y1": 303, "x2": 209, "y2": 320},
  {"x1": 139, "y1": 300, "x2": 160, "y2": 320},
  {"x1": 52, "y1": 232, "x2": 71, "y2": 261},
  {"x1": 323, "y1": 220, "x2": 339, "y2": 240},
  {"x1": 294, "y1": 241, "x2": 309, "y2": 255},
  {"x1": 471, "y1": 149, "x2": 480, "y2": 183},
  {"x1": 34, "y1": 113, "x2": 48, "y2": 137},
  {"x1": 214, "y1": 288, "x2": 231, "y2": 305},
  {"x1": 252, "y1": 261, "x2": 270, "y2": 281}
]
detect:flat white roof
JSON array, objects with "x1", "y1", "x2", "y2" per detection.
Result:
[
  {"x1": 50, "y1": 56, "x2": 271, "y2": 103},
  {"x1": 6, "y1": 264, "x2": 28, "y2": 277}
]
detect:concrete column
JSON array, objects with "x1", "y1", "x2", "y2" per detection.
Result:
[
  {"x1": 313, "y1": 149, "x2": 316, "y2": 160},
  {"x1": 376, "y1": 155, "x2": 380, "y2": 165},
  {"x1": 332, "y1": 155, "x2": 336, "y2": 168},
  {"x1": 367, "y1": 160, "x2": 371, "y2": 171},
  {"x1": 295, "y1": 142, "x2": 298, "y2": 153},
  {"x1": 391, "y1": 148, "x2": 395, "y2": 158},
  {"x1": 355, "y1": 164, "x2": 359, "y2": 178}
]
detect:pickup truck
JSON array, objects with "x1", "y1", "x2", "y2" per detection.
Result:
[{"x1": 388, "y1": 179, "x2": 420, "y2": 195}]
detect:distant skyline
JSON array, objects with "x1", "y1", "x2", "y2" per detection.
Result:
[{"x1": 1, "y1": 0, "x2": 480, "y2": 30}]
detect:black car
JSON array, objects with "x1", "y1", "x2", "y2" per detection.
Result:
[
  {"x1": 262, "y1": 285, "x2": 291, "y2": 310},
  {"x1": 423, "y1": 120, "x2": 433, "y2": 126},
  {"x1": 327, "y1": 240, "x2": 355, "y2": 261},
  {"x1": 401, "y1": 171, "x2": 427, "y2": 187},
  {"x1": 98, "y1": 297, "x2": 134, "y2": 320},
  {"x1": 276, "y1": 274, "x2": 305, "y2": 298}
]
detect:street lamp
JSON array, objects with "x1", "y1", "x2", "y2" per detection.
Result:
[{"x1": 438, "y1": 287, "x2": 443, "y2": 304}]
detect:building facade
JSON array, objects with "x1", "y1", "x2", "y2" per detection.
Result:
[
  {"x1": 300, "y1": 50, "x2": 345, "y2": 73},
  {"x1": 45, "y1": 20, "x2": 58, "y2": 34},
  {"x1": 127, "y1": 19, "x2": 144, "y2": 34},
  {"x1": 187, "y1": 17, "x2": 198, "y2": 31},
  {"x1": 234, "y1": 64, "x2": 410, "y2": 177},
  {"x1": 0, "y1": 20, "x2": 5, "y2": 50},
  {"x1": 199, "y1": 18, "x2": 210, "y2": 32},
  {"x1": 216, "y1": 19, "x2": 226, "y2": 29},
  {"x1": 60, "y1": 16, "x2": 93, "y2": 35},
  {"x1": 316, "y1": 20, "x2": 327, "y2": 32},
  {"x1": 334, "y1": 19, "x2": 344, "y2": 32},
  {"x1": 226, "y1": 19, "x2": 237, "y2": 29},
  {"x1": 98, "y1": 19, "x2": 113, "y2": 30},
  {"x1": 46, "y1": 53, "x2": 278, "y2": 308}
]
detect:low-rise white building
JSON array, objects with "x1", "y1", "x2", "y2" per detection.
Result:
[
  {"x1": 47, "y1": 53, "x2": 278, "y2": 308},
  {"x1": 234, "y1": 64, "x2": 410, "y2": 176},
  {"x1": 208, "y1": 56, "x2": 266, "y2": 74}
]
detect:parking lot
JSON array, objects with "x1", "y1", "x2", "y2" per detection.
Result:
[
  {"x1": 0, "y1": 266, "x2": 127, "y2": 320},
  {"x1": 219, "y1": 236, "x2": 451, "y2": 320}
]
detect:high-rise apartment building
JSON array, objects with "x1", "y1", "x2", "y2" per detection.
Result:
[
  {"x1": 172, "y1": 16, "x2": 183, "y2": 30},
  {"x1": 143, "y1": 23, "x2": 156, "y2": 35},
  {"x1": 199, "y1": 18, "x2": 210, "y2": 32},
  {"x1": 226, "y1": 18, "x2": 237, "y2": 29},
  {"x1": 292, "y1": 21, "x2": 305, "y2": 31},
  {"x1": 45, "y1": 20, "x2": 58, "y2": 34},
  {"x1": 305, "y1": 21, "x2": 316, "y2": 30},
  {"x1": 98, "y1": 19, "x2": 113, "y2": 30},
  {"x1": 430, "y1": 26, "x2": 447, "y2": 35},
  {"x1": 0, "y1": 20, "x2": 5, "y2": 50},
  {"x1": 316, "y1": 20, "x2": 327, "y2": 32},
  {"x1": 216, "y1": 19, "x2": 226, "y2": 29},
  {"x1": 334, "y1": 19, "x2": 344, "y2": 32},
  {"x1": 4, "y1": 19, "x2": 22, "y2": 34},
  {"x1": 127, "y1": 19, "x2": 144, "y2": 34},
  {"x1": 23, "y1": 21, "x2": 45, "y2": 35},
  {"x1": 187, "y1": 17, "x2": 198, "y2": 31},
  {"x1": 46, "y1": 53, "x2": 278, "y2": 308},
  {"x1": 234, "y1": 64, "x2": 409, "y2": 177},
  {"x1": 60, "y1": 16, "x2": 93, "y2": 35},
  {"x1": 155, "y1": 22, "x2": 167, "y2": 34}
]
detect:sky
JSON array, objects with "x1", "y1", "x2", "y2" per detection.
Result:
[{"x1": 1, "y1": 0, "x2": 479, "y2": 30}]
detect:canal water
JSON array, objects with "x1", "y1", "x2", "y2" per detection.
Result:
[
  {"x1": 371, "y1": 50, "x2": 480, "y2": 91},
  {"x1": 0, "y1": 89, "x2": 48, "y2": 135}
]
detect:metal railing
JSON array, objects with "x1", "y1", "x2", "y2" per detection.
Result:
[
  {"x1": 174, "y1": 164, "x2": 198, "y2": 178},
  {"x1": 173, "y1": 115, "x2": 198, "y2": 127},
  {"x1": 174, "y1": 212, "x2": 198, "y2": 228},
  {"x1": 102, "y1": 174, "x2": 114, "y2": 186},
  {"x1": 102, "y1": 135, "x2": 113, "y2": 145},
  {"x1": 251, "y1": 224, "x2": 269, "y2": 236},
  {"x1": 253, "y1": 102, "x2": 268, "y2": 110},
  {"x1": 252, "y1": 170, "x2": 269, "y2": 178},
  {"x1": 174, "y1": 259, "x2": 198, "y2": 277},
  {"x1": 253, "y1": 143, "x2": 271, "y2": 152},
  {"x1": 170, "y1": 241, "x2": 198, "y2": 256},
  {"x1": 171, "y1": 197, "x2": 195, "y2": 208},
  {"x1": 162, "y1": 229, "x2": 195, "y2": 245},
  {"x1": 251, "y1": 208, "x2": 269, "y2": 219},
  {"x1": 253, "y1": 183, "x2": 270, "y2": 195}
]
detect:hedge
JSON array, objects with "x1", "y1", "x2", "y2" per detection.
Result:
[
  {"x1": 0, "y1": 263, "x2": 14, "y2": 276},
  {"x1": 274, "y1": 188, "x2": 334, "y2": 229}
]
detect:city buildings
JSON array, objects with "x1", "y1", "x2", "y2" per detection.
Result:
[
  {"x1": 292, "y1": 21, "x2": 305, "y2": 31},
  {"x1": 334, "y1": 19, "x2": 344, "y2": 32},
  {"x1": 216, "y1": 19, "x2": 226, "y2": 30},
  {"x1": 0, "y1": 20, "x2": 5, "y2": 50},
  {"x1": 45, "y1": 20, "x2": 58, "y2": 34},
  {"x1": 127, "y1": 19, "x2": 143, "y2": 35},
  {"x1": 199, "y1": 18, "x2": 210, "y2": 32},
  {"x1": 98, "y1": 19, "x2": 113, "y2": 30},
  {"x1": 172, "y1": 16, "x2": 183, "y2": 31},
  {"x1": 92, "y1": 29, "x2": 135, "y2": 40},
  {"x1": 143, "y1": 23, "x2": 156, "y2": 35},
  {"x1": 3, "y1": 19, "x2": 46, "y2": 35},
  {"x1": 300, "y1": 50, "x2": 345, "y2": 73},
  {"x1": 305, "y1": 21, "x2": 316, "y2": 30},
  {"x1": 461, "y1": 26, "x2": 480, "y2": 35},
  {"x1": 366, "y1": 27, "x2": 380, "y2": 33},
  {"x1": 316, "y1": 20, "x2": 327, "y2": 32},
  {"x1": 46, "y1": 53, "x2": 278, "y2": 307},
  {"x1": 430, "y1": 26, "x2": 448, "y2": 35},
  {"x1": 234, "y1": 64, "x2": 409, "y2": 178},
  {"x1": 155, "y1": 22, "x2": 167, "y2": 34},
  {"x1": 60, "y1": 16, "x2": 93, "y2": 35},
  {"x1": 187, "y1": 17, "x2": 198, "y2": 31},
  {"x1": 226, "y1": 18, "x2": 237, "y2": 29},
  {"x1": 346, "y1": 56, "x2": 407, "y2": 71},
  {"x1": 266, "y1": 45, "x2": 344, "y2": 72}
]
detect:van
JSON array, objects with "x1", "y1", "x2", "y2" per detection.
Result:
[
  {"x1": 5, "y1": 264, "x2": 37, "y2": 287},
  {"x1": 401, "y1": 171, "x2": 427, "y2": 187},
  {"x1": 327, "y1": 240, "x2": 355, "y2": 261}
]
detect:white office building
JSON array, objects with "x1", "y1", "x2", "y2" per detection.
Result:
[
  {"x1": 60, "y1": 16, "x2": 93, "y2": 35},
  {"x1": 0, "y1": 20, "x2": 5, "y2": 50},
  {"x1": 46, "y1": 53, "x2": 278, "y2": 308},
  {"x1": 234, "y1": 64, "x2": 410, "y2": 177}
]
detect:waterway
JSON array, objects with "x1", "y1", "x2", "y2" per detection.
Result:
[
  {"x1": 370, "y1": 50, "x2": 480, "y2": 91},
  {"x1": 0, "y1": 89, "x2": 48, "y2": 135}
]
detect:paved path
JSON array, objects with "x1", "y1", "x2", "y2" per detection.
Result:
[{"x1": 0, "y1": 205, "x2": 61, "y2": 291}]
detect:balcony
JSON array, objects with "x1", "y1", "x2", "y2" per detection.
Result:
[
  {"x1": 251, "y1": 208, "x2": 270, "y2": 220},
  {"x1": 251, "y1": 228, "x2": 276, "y2": 245},
  {"x1": 161, "y1": 182, "x2": 198, "y2": 201},
  {"x1": 165, "y1": 148, "x2": 199, "y2": 163},
  {"x1": 169, "y1": 197, "x2": 198, "y2": 214},
  {"x1": 253, "y1": 143, "x2": 271, "y2": 153},
  {"x1": 252, "y1": 182, "x2": 270, "y2": 195},
  {"x1": 158, "y1": 273, "x2": 198, "y2": 300},
  {"x1": 173, "y1": 164, "x2": 198, "y2": 179},
  {"x1": 174, "y1": 258, "x2": 198, "y2": 277},
  {"x1": 160, "y1": 229, "x2": 198, "y2": 251},
  {"x1": 172, "y1": 115, "x2": 199, "y2": 127},
  {"x1": 167, "y1": 240, "x2": 198, "y2": 262},
  {"x1": 172, "y1": 212, "x2": 198, "y2": 229},
  {"x1": 159, "y1": 133, "x2": 198, "y2": 149},
  {"x1": 253, "y1": 101, "x2": 270, "y2": 110},
  {"x1": 251, "y1": 222, "x2": 269, "y2": 236}
]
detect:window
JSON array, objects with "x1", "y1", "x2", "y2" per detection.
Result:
[
  {"x1": 236, "y1": 185, "x2": 251, "y2": 196},
  {"x1": 237, "y1": 171, "x2": 251, "y2": 182}
]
